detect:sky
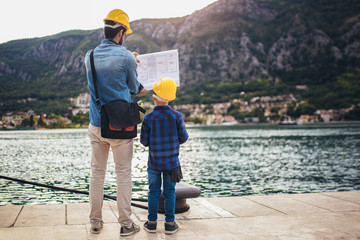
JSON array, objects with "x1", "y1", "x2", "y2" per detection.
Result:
[{"x1": 0, "y1": 0, "x2": 218, "y2": 44}]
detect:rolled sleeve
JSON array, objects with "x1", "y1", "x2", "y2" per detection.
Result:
[{"x1": 125, "y1": 53, "x2": 142, "y2": 95}]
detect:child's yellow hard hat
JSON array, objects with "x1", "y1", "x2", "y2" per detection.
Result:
[
  {"x1": 153, "y1": 78, "x2": 177, "y2": 101},
  {"x1": 104, "y1": 9, "x2": 133, "y2": 34}
]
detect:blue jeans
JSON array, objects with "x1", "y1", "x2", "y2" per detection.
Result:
[{"x1": 147, "y1": 168, "x2": 176, "y2": 222}]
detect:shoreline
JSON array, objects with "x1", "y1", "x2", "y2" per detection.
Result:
[{"x1": 2, "y1": 121, "x2": 360, "y2": 131}]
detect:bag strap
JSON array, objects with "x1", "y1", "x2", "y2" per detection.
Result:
[
  {"x1": 90, "y1": 50, "x2": 101, "y2": 112},
  {"x1": 90, "y1": 49, "x2": 146, "y2": 115},
  {"x1": 138, "y1": 105, "x2": 146, "y2": 114}
]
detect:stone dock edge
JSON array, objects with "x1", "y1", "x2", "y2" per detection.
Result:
[{"x1": 0, "y1": 191, "x2": 359, "y2": 239}]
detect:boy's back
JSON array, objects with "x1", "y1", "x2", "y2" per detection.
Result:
[
  {"x1": 140, "y1": 105, "x2": 188, "y2": 171},
  {"x1": 140, "y1": 77, "x2": 188, "y2": 235}
]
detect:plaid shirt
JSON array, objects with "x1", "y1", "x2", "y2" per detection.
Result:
[{"x1": 140, "y1": 105, "x2": 189, "y2": 171}]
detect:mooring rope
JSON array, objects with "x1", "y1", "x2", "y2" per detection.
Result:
[{"x1": 0, "y1": 175, "x2": 148, "y2": 210}]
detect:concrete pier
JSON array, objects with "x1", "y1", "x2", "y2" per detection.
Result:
[{"x1": 0, "y1": 191, "x2": 359, "y2": 239}]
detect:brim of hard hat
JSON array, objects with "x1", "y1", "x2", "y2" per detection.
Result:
[
  {"x1": 153, "y1": 90, "x2": 176, "y2": 101},
  {"x1": 103, "y1": 18, "x2": 133, "y2": 34}
]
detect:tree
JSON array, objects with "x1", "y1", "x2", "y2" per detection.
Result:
[
  {"x1": 253, "y1": 107, "x2": 265, "y2": 122},
  {"x1": 38, "y1": 115, "x2": 46, "y2": 127},
  {"x1": 71, "y1": 112, "x2": 89, "y2": 127},
  {"x1": 21, "y1": 118, "x2": 31, "y2": 127},
  {"x1": 287, "y1": 103, "x2": 297, "y2": 118},
  {"x1": 345, "y1": 106, "x2": 360, "y2": 120},
  {"x1": 186, "y1": 117, "x2": 205, "y2": 124},
  {"x1": 227, "y1": 104, "x2": 238, "y2": 114},
  {"x1": 30, "y1": 115, "x2": 34, "y2": 127},
  {"x1": 295, "y1": 103, "x2": 317, "y2": 117}
]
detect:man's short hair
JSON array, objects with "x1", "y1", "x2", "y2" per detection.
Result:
[{"x1": 104, "y1": 20, "x2": 127, "y2": 39}]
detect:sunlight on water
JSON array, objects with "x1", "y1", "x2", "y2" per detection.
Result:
[{"x1": 0, "y1": 123, "x2": 359, "y2": 205}]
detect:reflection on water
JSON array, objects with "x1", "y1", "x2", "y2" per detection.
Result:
[{"x1": 0, "y1": 123, "x2": 360, "y2": 205}]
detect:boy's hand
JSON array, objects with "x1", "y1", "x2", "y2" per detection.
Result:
[{"x1": 171, "y1": 166, "x2": 183, "y2": 183}]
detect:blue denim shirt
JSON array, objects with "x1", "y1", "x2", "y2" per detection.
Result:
[{"x1": 85, "y1": 39, "x2": 143, "y2": 127}]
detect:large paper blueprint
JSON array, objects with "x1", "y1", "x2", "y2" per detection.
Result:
[{"x1": 137, "y1": 49, "x2": 180, "y2": 90}]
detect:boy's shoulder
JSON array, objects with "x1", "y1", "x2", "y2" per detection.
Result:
[
  {"x1": 162, "y1": 106, "x2": 184, "y2": 118},
  {"x1": 172, "y1": 108, "x2": 184, "y2": 118},
  {"x1": 144, "y1": 106, "x2": 183, "y2": 120},
  {"x1": 143, "y1": 108, "x2": 157, "y2": 121}
]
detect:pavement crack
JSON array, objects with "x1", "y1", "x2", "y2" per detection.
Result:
[
  {"x1": 243, "y1": 197, "x2": 288, "y2": 215},
  {"x1": 65, "y1": 204, "x2": 68, "y2": 225},
  {"x1": 9, "y1": 206, "x2": 24, "y2": 227}
]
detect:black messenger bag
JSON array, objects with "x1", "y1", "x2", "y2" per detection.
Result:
[{"x1": 90, "y1": 50, "x2": 146, "y2": 139}]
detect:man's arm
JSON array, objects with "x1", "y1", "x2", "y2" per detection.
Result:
[
  {"x1": 132, "y1": 52, "x2": 147, "y2": 96},
  {"x1": 137, "y1": 88, "x2": 147, "y2": 97},
  {"x1": 126, "y1": 52, "x2": 147, "y2": 96}
]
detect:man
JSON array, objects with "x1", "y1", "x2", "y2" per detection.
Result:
[{"x1": 84, "y1": 9, "x2": 147, "y2": 236}]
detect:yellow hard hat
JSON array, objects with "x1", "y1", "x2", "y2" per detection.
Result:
[
  {"x1": 104, "y1": 9, "x2": 133, "y2": 34},
  {"x1": 153, "y1": 78, "x2": 177, "y2": 101}
]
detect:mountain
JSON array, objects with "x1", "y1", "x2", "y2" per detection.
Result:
[{"x1": 1, "y1": 0, "x2": 360, "y2": 115}]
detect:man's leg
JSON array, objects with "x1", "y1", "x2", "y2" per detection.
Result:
[
  {"x1": 111, "y1": 138, "x2": 134, "y2": 228},
  {"x1": 88, "y1": 124, "x2": 110, "y2": 226}
]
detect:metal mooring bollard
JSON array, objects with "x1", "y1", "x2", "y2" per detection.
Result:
[{"x1": 158, "y1": 182, "x2": 201, "y2": 213}]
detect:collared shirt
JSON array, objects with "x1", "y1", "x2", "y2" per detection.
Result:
[
  {"x1": 85, "y1": 39, "x2": 143, "y2": 127},
  {"x1": 140, "y1": 105, "x2": 189, "y2": 171}
]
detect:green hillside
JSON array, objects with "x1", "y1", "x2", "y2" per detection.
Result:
[{"x1": 0, "y1": 0, "x2": 360, "y2": 116}]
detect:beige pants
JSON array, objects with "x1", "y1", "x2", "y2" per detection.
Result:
[{"x1": 88, "y1": 124, "x2": 133, "y2": 228}]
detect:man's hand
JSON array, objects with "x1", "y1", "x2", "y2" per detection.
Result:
[
  {"x1": 137, "y1": 88, "x2": 147, "y2": 97},
  {"x1": 132, "y1": 52, "x2": 140, "y2": 63}
]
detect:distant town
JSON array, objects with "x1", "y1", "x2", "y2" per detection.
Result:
[{"x1": 1, "y1": 91, "x2": 358, "y2": 130}]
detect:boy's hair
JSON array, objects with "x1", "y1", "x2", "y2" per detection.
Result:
[
  {"x1": 153, "y1": 94, "x2": 169, "y2": 103},
  {"x1": 104, "y1": 20, "x2": 127, "y2": 39}
]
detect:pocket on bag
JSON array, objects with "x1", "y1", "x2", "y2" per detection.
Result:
[
  {"x1": 109, "y1": 122, "x2": 135, "y2": 131},
  {"x1": 104, "y1": 101, "x2": 142, "y2": 129}
]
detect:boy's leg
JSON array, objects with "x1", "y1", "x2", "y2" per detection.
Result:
[
  {"x1": 163, "y1": 172, "x2": 176, "y2": 222},
  {"x1": 147, "y1": 168, "x2": 162, "y2": 221}
]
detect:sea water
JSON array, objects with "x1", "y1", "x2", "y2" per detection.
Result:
[{"x1": 0, "y1": 123, "x2": 359, "y2": 205}]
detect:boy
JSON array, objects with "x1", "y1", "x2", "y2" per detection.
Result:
[{"x1": 140, "y1": 78, "x2": 189, "y2": 234}]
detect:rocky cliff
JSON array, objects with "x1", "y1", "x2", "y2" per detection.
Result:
[
  {"x1": 128, "y1": 0, "x2": 360, "y2": 85},
  {"x1": 0, "y1": 0, "x2": 360, "y2": 114}
]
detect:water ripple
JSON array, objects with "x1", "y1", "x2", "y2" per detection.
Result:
[{"x1": 1, "y1": 123, "x2": 360, "y2": 205}]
